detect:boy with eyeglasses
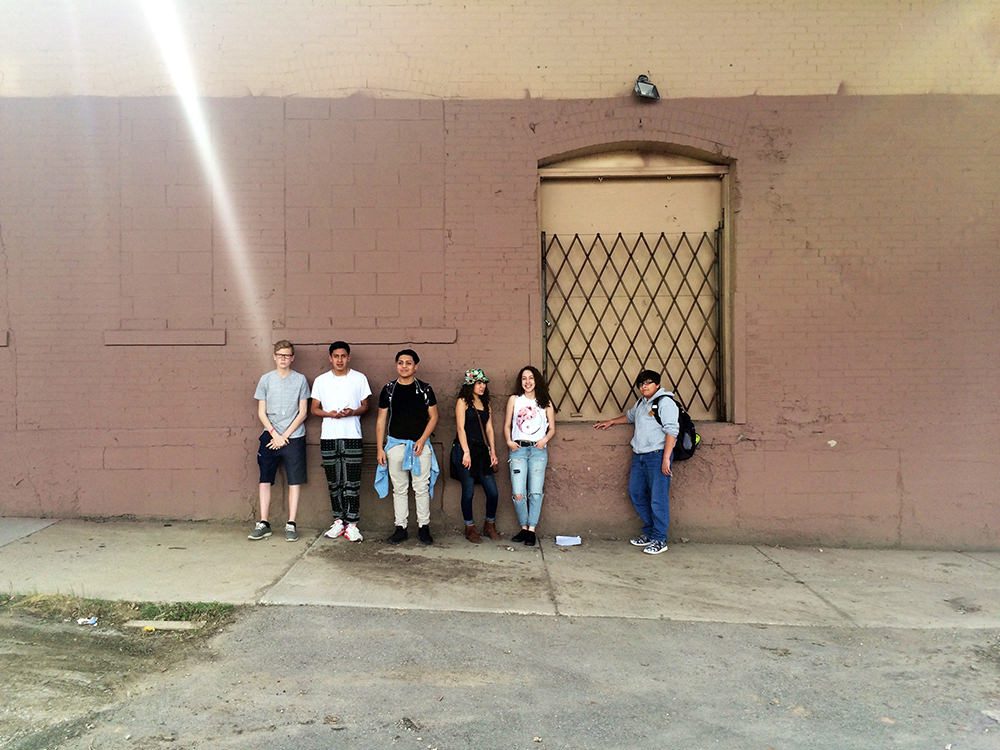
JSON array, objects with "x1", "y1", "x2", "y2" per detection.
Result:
[
  {"x1": 249, "y1": 340, "x2": 310, "y2": 542},
  {"x1": 593, "y1": 369, "x2": 678, "y2": 555}
]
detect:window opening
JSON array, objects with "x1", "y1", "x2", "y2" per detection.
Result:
[{"x1": 542, "y1": 228, "x2": 721, "y2": 421}]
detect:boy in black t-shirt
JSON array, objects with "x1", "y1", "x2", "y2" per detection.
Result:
[{"x1": 376, "y1": 349, "x2": 439, "y2": 544}]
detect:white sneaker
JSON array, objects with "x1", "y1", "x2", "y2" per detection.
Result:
[
  {"x1": 343, "y1": 523, "x2": 363, "y2": 542},
  {"x1": 324, "y1": 519, "x2": 345, "y2": 539}
]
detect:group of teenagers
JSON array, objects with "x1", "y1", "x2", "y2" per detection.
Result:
[{"x1": 251, "y1": 339, "x2": 679, "y2": 556}]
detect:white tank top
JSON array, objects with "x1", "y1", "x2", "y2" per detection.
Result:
[{"x1": 510, "y1": 394, "x2": 548, "y2": 442}]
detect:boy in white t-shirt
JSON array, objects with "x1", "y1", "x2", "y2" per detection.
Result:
[{"x1": 310, "y1": 341, "x2": 372, "y2": 542}]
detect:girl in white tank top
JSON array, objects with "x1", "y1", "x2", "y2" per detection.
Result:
[{"x1": 504, "y1": 366, "x2": 556, "y2": 546}]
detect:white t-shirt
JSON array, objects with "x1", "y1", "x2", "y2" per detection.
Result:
[
  {"x1": 510, "y1": 394, "x2": 549, "y2": 443},
  {"x1": 310, "y1": 369, "x2": 372, "y2": 440}
]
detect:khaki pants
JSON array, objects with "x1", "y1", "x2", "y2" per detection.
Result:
[{"x1": 385, "y1": 442, "x2": 432, "y2": 527}]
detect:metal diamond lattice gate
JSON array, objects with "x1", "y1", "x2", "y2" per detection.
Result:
[{"x1": 542, "y1": 230, "x2": 721, "y2": 422}]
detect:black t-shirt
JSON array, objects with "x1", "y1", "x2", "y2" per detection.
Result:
[{"x1": 378, "y1": 380, "x2": 437, "y2": 440}]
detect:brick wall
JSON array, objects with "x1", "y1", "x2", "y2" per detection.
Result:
[
  {"x1": 1, "y1": 1, "x2": 998, "y2": 547},
  {"x1": 2, "y1": 2, "x2": 997, "y2": 98},
  {"x1": 1, "y1": 91, "x2": 998, "y2": 548}
]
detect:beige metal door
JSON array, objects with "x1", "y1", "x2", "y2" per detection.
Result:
[{"x1": 539, "y1": 151, "x2": 726, "y2": 422}]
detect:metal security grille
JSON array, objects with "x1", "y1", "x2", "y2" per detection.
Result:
[{"x1": 542, "y1": 230, "x2": 721, "y2": 421}]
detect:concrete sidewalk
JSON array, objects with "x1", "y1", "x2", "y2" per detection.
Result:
[{"x1": 2, "y1": 517, "x2": 999, "y2": 629}]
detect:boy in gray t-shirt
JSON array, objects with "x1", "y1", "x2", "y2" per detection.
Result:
[{"x1": 249, "y1": 340, "x2": 310, "y2": 542}]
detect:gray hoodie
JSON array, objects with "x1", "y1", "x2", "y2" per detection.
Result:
[{"x1": 625, "y1": 388, "x2": 679, "y2": 454}]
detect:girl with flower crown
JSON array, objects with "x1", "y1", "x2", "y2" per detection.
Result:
[{"x1": 450, "y1": 368, "x2": 501, "y2": 543}]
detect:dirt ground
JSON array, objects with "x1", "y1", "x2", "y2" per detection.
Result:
[
  {"x1": 4, "y1": 597, "x2": 1000, "y2": 749},
  {"x1": 0, "y1": 609, "x2": 223, "y2": 749}
]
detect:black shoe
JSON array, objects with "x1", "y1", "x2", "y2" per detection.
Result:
[
  {"x1": 511, "y1": 529, "x2": 528, "y2": 543},
  {"x1": 418, "y1": 525, "x2": 433, "y2": 545},
  {"x1": 387, "y1": 526, "x2": 408, "y2": 545},
  {"x1": 524, "y1": 530, "x2": 536, "y2": 547}
]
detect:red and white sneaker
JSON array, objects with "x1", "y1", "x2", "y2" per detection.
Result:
[
  {"x1": 343, "y1": 523, "x2": 363, "y2": 543},
  {"x1": 324, "y1": 519, "x2": 345, "y2": 539}
]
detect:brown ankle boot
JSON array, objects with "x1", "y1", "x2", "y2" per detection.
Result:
[
  {"x1": 464, "y1": 524, "x2": 482, "y2": 543},
  {"x1": 482, "y1": 521, "x2": 501, "y2": 540}
]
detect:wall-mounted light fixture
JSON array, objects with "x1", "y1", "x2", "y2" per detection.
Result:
[{"x1": 633, "y1": 74, "x2": 660, "y2": 101}]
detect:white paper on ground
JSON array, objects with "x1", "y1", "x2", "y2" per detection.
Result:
[{"x1": 555, "y1": 535, "x2": 582, "y2": 546}]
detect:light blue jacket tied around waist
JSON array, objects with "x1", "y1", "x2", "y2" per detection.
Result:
[{"x1": 374, "y1": 436, "x2": 440, "y2": 499}]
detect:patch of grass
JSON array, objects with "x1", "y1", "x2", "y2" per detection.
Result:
[
  {"x1": 136, "y1": 600, "x2": 236, "y2": 624},
  {"x1": 0, "y1": 593, "x2": 238, "y2": 633},
  {"x1": 0, "y1": 593, "x2": 140, "y2": 623}
]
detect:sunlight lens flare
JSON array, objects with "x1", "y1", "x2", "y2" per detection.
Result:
[{"x1": 142, "y1": 1, "x2": 268, "y2": 345}]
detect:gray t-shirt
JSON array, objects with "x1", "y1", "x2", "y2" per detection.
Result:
[{"x1": 254, "y1": 370, "x2": 310, "y2": 438}]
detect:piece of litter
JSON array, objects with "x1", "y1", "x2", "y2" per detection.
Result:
[
  {"x1": 76, "y1": 616, "x2": 97, "y2": 626},
  {"x1": 555, "y1": 535, "x2": 581, "y2": 546},
  {"x1": 125, "y1": 620, "x2": 205, "y2": 631}
]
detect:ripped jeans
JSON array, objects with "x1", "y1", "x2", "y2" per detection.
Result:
[{"x1": 508, "y1": 444, "x2": 548, "y2": 528}]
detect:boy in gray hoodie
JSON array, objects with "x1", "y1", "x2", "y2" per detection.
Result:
[{"x1": 593, "y1": 369, "x2": 679, "y2": 555}]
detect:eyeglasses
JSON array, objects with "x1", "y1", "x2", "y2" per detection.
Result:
[
  {"x1": 638, "y1": 380, "x2": 657, "y2": 387},
  {"x1": 275, "y1": 353, "x2": 293, "y2": 359}
]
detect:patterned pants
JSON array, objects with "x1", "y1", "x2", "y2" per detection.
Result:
[{"x1": 320, "y1": 438, "x2": 363, "y2": 523}]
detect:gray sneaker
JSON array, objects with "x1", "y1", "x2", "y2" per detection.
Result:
[
  {"x1": 248, "y1": 521, "x2": 271, "y2": 540},
  {"x1": 285, "y1": 522, "x2": 299, "y2": 542},
  {"x1": 642, "y1": 539, "x2": 669, "y2": 555},
  {"x1": 629, "y1": 534, "x2": 654, "y2": 547}
]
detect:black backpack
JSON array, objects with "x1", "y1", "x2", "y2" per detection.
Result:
[{"x1": 650, "y1": 393, "x2": 700, "y2": 461}]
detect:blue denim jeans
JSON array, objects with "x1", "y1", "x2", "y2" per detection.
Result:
[
  {"x1": 509, "y1": 444, "x2": 548, "y2": 527},
  {"x1": 628, "y1": 450, "x2": 671, "y2": 542},
  {"x1": 451, "y1": 442, "x2": 499, "y2": 524}
]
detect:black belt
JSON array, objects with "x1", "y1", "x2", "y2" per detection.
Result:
[{"x1": 515, "y1": 440, "x2": 536, "y2": 447}]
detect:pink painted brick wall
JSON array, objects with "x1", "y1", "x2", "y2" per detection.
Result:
[{"x1": 0, "y1": 93, "x2": 997, "y2": 548}]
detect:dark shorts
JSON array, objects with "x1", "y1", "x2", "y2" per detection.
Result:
[{"x1": 257, "y1": 431, "x2": 307, "y2": 485}]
